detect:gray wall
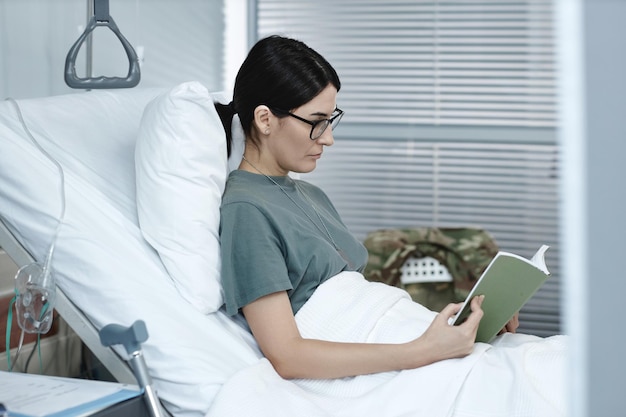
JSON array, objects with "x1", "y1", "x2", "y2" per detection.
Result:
[
  {"x1": 560, "y1": 0, "x2": 626, "y2": 415},
  {"x1": 0, "y1": 0, "x2": 225, "y2": 99}
]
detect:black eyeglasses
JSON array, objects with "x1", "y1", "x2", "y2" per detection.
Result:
[{"x1": 271, "y1": 107, "x2": 344, "y2": 140}]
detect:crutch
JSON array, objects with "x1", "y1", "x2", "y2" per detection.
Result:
[{"x1": 99, "y1": 320, "x2": 163, "y2": 417}]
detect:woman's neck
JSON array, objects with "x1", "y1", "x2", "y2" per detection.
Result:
[{"x1": 240, "y1": 153, "x2": 289, "y2": 177}]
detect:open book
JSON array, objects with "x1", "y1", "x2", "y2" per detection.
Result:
[{"x1": 450, "y1": 245, "x2": 551, "y2": 343}]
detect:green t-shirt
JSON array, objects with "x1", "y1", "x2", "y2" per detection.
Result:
[{"x1": 220, "y1": 170, "x2": 368, "y2": 316}]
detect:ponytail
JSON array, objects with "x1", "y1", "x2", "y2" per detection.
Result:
[{"x1": 214, "y1": 101, "x2": 237, "y2": 157}]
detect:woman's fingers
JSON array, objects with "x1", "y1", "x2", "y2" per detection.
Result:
[
  {"x1": 505, "y1": 312, "x2": 520, "y2": 333},
  {"x1": 463, "y1": 295, "x2": 484, "y2": 329},
  {"x1": 439, "y1": 302, "x2": 463, "y2": 320}
]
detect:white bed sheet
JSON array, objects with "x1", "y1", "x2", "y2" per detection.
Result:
[{"x1": 208, "y1": 272, "x2": 567, "y2": 417}]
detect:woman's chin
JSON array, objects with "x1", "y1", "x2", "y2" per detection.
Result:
[{"x1": 294, "y1": 161, "x2": 317, "y2": 174}]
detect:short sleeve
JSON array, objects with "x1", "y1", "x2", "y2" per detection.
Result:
[{"x1": 220, "y1": 201, "x2": 293, "y2": 315}]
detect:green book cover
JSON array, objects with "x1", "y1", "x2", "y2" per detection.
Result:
[{"x1": 451, "y1": 245, "x2": 551, "y2": 343}]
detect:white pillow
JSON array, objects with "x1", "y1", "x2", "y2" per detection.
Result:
[
  {"x1": 135, "y1": 81, "x2": 227, "y2": 314},
  {"x1": 228, "y1": 114, "x2": 245, "y2": 172}
]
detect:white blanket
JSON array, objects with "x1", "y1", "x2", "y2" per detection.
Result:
[{"x1": 206, "y1": 272, "x2": 567, "y2": 417}]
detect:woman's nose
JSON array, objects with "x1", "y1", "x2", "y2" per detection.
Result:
[{"x1": 316, "y1": 128, "x2": 334, "y2": 146}]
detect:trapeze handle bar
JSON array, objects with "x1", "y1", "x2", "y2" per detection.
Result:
[{"x1": 64, "y1": 0, "x2": 140, "y2": 89}]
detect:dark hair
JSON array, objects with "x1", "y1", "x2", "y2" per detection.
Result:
[{"x1": 214, "y1": 35, "x2": 341, "y2": 156}]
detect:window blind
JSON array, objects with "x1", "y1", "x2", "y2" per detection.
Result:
[
  {"x1": 257, "y1": 0, "x2": 556, "y2": 128},
  {"x1": 256, "y1": 0, "x2": 560, "y2": 337}
]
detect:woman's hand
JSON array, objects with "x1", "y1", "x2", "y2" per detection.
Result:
[
  {"x1": 498, "y1": 312, "x2": 520, "y2": 335},
  {"x1": 412, "y1": 295, "x2": 485, "y2": 364}
]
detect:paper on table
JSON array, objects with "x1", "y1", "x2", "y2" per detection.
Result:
[{"x1": 0, "y1": 371, "x2": 141, "y2": 417}]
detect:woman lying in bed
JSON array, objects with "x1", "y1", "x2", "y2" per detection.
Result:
[{"x1": 215, "y1": 35, "x2": 566, "y2": 415}]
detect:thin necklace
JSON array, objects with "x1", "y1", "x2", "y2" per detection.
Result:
[{"x1": 241, "y1": 155, "x2": 351, "y2": 266}]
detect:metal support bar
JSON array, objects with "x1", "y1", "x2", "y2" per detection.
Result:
[{"x1": 64, "y1": 0, "x2": 140, "y2": 89}]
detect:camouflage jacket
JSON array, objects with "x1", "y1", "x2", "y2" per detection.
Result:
[{"x1": 363, "y1": 227, "x2": 499, "y2": 311}]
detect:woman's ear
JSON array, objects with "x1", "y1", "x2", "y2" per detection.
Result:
[{"x1": 253, "y1": 105, "x2": 272, "y2": 136}]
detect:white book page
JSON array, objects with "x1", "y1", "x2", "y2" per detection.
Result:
[
  {"x1": 0, "y1": 371, "x2": 140, "y2": 417},
  {"x1": 529, "y1": 244, "x2": 550, "y2": 275}
]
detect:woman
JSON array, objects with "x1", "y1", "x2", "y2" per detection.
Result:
[
  {"x1": 215, "y1": 34, "x2": 492, "y2": 380},
  {"x1": 216, "y1": 36, "x2": 565, "y2": 417}
]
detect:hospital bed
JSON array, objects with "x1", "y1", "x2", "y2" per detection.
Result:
[
  {"x1": 0, "y1": 83, "x2": 263, "y2": 416},
  {"x1": 0, "y1": 83, "x2": 567, "y2": 417}
]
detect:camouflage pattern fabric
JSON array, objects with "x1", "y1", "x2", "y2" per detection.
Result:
[{"x1": 363, "y1": 227, "x2": 499, "y2": 312}]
